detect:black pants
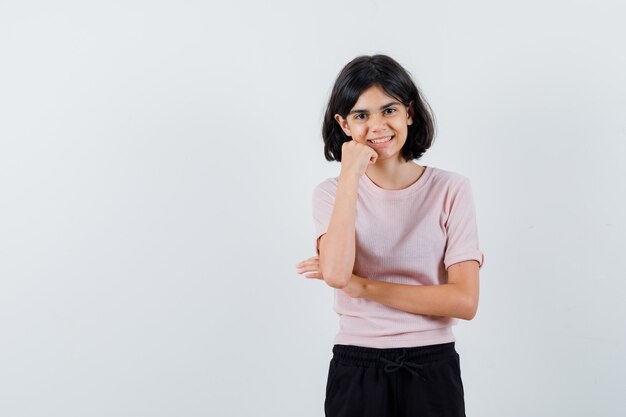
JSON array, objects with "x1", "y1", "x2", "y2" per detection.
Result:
[{"x1": 325, "y1": 342, "x2": 466, "y2": 417}]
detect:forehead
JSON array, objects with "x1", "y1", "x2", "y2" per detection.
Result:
[{"x1": 352, "y1": 85, "x2": 400, "y2": 108}]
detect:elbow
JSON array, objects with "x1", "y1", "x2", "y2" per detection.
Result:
[
  {"x1": 321, "y1": 267, "x2": 351, "y2": 289},
  {"x1": 319, "y1": 259, "x2": 351, "y2": 289},
  {"x1": 451, "y1": 283, "x2": 478, "y2": 320},
  {"x1": 463, "y1": 310, "x2": 477, "y2": 321},
  {"x1": 324, "y1": 274, "x2": 351, "y2": 289},
  {"x1": 463, "y1": 297, "x2": 478, "y2": 320}
]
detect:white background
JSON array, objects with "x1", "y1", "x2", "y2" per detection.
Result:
[{"x1": 1, "y1": 1, "x2": 625, "y2": 416}]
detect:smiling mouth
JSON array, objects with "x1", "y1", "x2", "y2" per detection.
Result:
[{"x1": 367, "y1": 135, "x2": 394, "y2": 144}]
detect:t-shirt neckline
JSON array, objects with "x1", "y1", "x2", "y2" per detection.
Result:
[{"x1": 361, "y1": 165, "x2": 434, "y2": 198}]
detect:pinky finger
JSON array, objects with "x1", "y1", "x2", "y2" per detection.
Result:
[{"x1": 305, "y1": 272, "x2": 323, "y2": 280}]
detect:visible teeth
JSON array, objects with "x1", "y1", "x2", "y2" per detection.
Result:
[{"x1": 369, "y1": 136, "x2": 392, "y2": 144}]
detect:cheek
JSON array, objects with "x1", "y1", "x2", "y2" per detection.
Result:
[{"x1": 352, "y1": 127, "x2": 367, "y2": 138}]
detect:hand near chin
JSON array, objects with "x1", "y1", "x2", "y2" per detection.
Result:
[{"x1": 295, "y1": 256, "x2": 365, "y2": 298}]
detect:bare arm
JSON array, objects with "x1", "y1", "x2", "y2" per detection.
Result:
[
  {"x1": 316, "y1": 137, "x2": 378, "y2": 289},
  {"x1": 356, "y1": 260, "x2": 480, "y2": 320},
  {"x1": 318, "y1": 172, "x2": 360, "y2": 289}
]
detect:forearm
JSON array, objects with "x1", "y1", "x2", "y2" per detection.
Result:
[
  {"x1": 320, "y1": 173, "x2": 360, "y2": 288},
  {"x1": 359, "y1": 275, "x2": 473, "y2": 320}
]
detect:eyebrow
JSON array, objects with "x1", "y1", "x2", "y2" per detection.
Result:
[{"x1": 348, "y1": 101, "x2": 402, "y2": 115}]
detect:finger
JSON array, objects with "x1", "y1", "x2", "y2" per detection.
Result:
[
  {"x1": 295, "y1": 265, "x2": 323, "y2": 278},
  {"x1": 296, "y1": 258, "x2": 319, "y2": 268},
  {"x1": 296, "y1": 257, "x2": 316, "y2": 267},
  {"x1": 296, "y1": 265, "x2": 320, "y2": 274}
]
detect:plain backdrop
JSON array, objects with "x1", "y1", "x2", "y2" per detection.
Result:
[{"x1": 1, "y1": 1, "x2": 625, "y2": 416}]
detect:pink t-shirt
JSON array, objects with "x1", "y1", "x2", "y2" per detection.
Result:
[{"x1": 311, "y1": 166, "x2": 485, "y2": 348}]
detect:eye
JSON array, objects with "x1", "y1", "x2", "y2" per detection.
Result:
[
  {"x1": 385, "y1": 108, "x2": 397, "y2": 114},
  {"x1": 354, "y1": 113, "x2": 367, "y2": 120}
]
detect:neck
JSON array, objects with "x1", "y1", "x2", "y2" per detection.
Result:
[{"x1": 366, "y1": 160, "x2": 424, "y2": 190}]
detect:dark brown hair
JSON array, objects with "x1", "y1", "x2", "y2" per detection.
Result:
[{"x1": 321, "y1": 54, "x2": 436, "y2": 162}]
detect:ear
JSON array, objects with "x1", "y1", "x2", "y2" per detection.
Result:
[
  {"x1": 406, "y1": 100, "x2": 414, "y2": 126},
  {"x1": 334, "y1": 114, "x2": 352, "y2": 137}
]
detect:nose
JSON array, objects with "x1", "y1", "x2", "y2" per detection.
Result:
[{"x1": 368, "y1": 111, "x2": 388, "y2": 131}]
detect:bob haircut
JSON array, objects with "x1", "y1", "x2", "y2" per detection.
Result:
[{"x1": 321, "y1": 54, "x2": 436, "y2": 162}]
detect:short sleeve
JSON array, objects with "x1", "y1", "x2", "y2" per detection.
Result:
[
  {"x1": 311, "y1": 182, "x2": 336, "y2": 255},
  {"x1": 443, "y1": 177, "x2": 485, "y2": 270}
]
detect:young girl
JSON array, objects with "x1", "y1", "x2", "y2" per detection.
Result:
[{"x1": 295, "y1": 54, "x2": 484, "y2": 417}]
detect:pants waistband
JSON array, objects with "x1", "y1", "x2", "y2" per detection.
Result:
[{"x1": 331, "y1": 342, "x2": 458, "y2": 381}]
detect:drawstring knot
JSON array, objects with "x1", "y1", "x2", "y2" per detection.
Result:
[{"x1": 380, "y1": 348, "x2": 428, "y2": 381}]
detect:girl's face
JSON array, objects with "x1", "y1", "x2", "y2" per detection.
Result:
[{"x1": 334, "y1": 84, "x2": 413, "y2": 162}]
